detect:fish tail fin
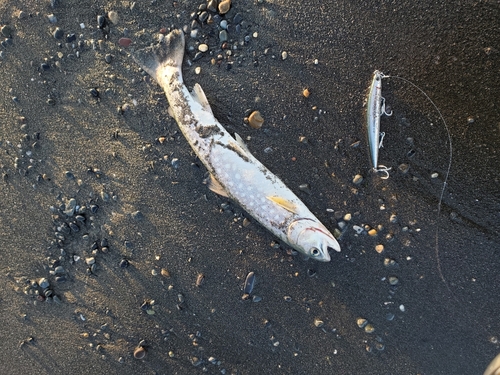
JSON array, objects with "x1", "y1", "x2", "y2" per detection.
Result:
[{"x1": 132, "y1": 29, "x2": 185, "y2": 81}]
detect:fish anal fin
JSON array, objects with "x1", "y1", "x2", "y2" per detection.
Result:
[
  {"x1": 267, "y1": 196, "x2": 297, "y2": 213},
  {"x1": 234, "y1": 133, "x2": 250, "y2": 153},
  {"x1": 191, "y1": 83, "x2": 213, "y2": 115},
  {"x1": 208, "y1": 174, "x2": 229, "y2": 197}
]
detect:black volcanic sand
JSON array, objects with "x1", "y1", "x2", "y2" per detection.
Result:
[{"x1": 0, "y1": 1, "x2": 499, "y2": 374}]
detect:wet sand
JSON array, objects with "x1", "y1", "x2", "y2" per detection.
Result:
[{"x1": 0, "y1": 1, "x2": 499, "y2": 374}]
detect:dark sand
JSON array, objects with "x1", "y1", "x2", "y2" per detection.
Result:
[{"x1": 0, "y1": 1, "x2": 499, "y2": 374}]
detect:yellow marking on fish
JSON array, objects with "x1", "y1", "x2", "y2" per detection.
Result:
[{"x1": 266, "y1": 196, "x2": 297, "y2": 213}]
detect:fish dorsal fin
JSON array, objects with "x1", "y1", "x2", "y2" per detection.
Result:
[
  {"x1": 208, "y1": 174, "x2": 229, "y2": 197},
  {"x1": 234, "y1": 133, "x2": 251, "y2": 154},
  {"x1": 266, "y1": 196, "x2": 298, "y2": 213},
  {"x1": 191, "y1": 83, "x2": 213, "y2": 115}
]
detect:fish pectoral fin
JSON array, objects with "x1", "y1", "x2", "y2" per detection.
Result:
[
  {"x1": 266, "y1": 196, "x2": 298, "y2": 213},
  {"x1": 234, "y1": 133, "x2": 251, "y2": 154},
  {"x1": 191, "y1": 83, "x2": 214, "y2": 115},
  {"x1": 208, "y1": 174, "x2": 229, "y2": 197}
]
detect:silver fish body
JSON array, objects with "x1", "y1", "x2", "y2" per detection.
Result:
[{"x1": 132, "y1": 30, "x2": 340, "y2": 261}]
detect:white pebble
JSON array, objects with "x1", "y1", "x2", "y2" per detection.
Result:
[
  {"x1": 253, "y1": 32, "x2": 258, "y2": 38},
  {"x1": 198, "y1": 44, "x2": 208, "y2": 52},
  {"x1": 431, "y1": 172, "x2": 439, "y2": 178},
  {"x1": 195, "y1": 66, "x2": 201, "y2": 75},
  {"x1": 314, "y1": 58, "x2": 319, "y2": 65},
  {"x1": 399, "y1": 304, "x2": 405, "y2": 312},
  {"x1": 281, "y1": 51, "x2": 288, "y2": 60},
  {"x1": 80, "y1": 23, "x2": 85, "y2": 29}
]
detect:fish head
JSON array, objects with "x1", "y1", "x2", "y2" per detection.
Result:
[{"x1": 287, "y1": 219, "x2": 341, "y2": 262}]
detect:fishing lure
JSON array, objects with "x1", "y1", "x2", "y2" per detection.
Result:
[{"x1": 366, "y1": 70, "x2": 393, "y2": 179}]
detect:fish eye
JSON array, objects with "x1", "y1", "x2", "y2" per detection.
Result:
[{"x1": 310, "y1": 247, "x2": 320, "y2": 257}]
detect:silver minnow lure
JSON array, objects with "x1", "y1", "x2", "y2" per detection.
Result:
[
  {"x1": 132, "y1": 30, "x2": 340, "y2": 262},
  {"x1": 366, "y1": 70, "x2": 392, "y2": 179}
]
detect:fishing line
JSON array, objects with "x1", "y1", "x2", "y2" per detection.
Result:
[{"x1": 381, "y1": 73, "x2": 455, "y2": 300}]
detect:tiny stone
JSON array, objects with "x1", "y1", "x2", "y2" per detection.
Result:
[
  {"x1": 353, "y1": 174, "x2": 363, "y2": 184},
  {"x1": 431, "y1": 172, "x2": 439, "y2": 178},
  {"x1": 343, "y1": 213, "x2": 351, "y2": 221},
  {"x1": 364, "y1": 324, "x2": 375, "y2": 333},
  {"x1": 357, "y1": 318, "x2": 368, "y2": 328},
  {"x1": 198, "y1": 44, "x2": 209, "y2": 52},
  {"x1": 108, "y1": 11, "x2": 119, "y2": 24},
  {"x1": 195, "y1": 66, "x2": 201, "y2": 75},
  {"x1": 388, "y1": 276, "x2": 399, "y2": 285},
  {"x1": 85, "y1": 257, "x2": 95, "y2": 265},
  {"x1": 131, "y1": 210, "x2": 144, "y2": 220},
  {"x1": 118, "y1": 38, "x2": 132, "y2": 47},
  {"x1": 398, "y1": 163, "x2": 410, "y2": 174},
  {"x1": 314, "y1": 318, "x2": 324, "y2": 327},
  {"x1": 219, "y1": 30, "x2": 228, "y2": 43},
  {"x1": 281, "y1": 51, "x2": 288, "y2": 60},
  {"x1": 218, "y1": 0, "x2": 231, "y2": 14},
  {"x1": 53, "y1": 27, "x2": 64, "y2": 39},
  {"x1": 375, "y1": 244, "x2": 384, "y2": 253},
  {"x1": 48, "y1": 14, "x2": 57, "y2": 23},
  {"x1": 368, "y1": 228, "x2": 378, "y2": 236}
]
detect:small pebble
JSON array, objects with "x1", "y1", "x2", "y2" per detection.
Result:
[
  {"x1": 219, "y1": 30, "x2": 228, "y2": 43},
  {"x1": 198, "y1": 43, "x2": 208, "y2": 52},
  {"x1": 53, "y1": 27, "x2": 64, "y2": 39},
  {"x1": 107, "y1": 11, "x2": 119, "y2": 24},
  {"x1": 375, "y1": 244, "x2": 384, "y2": 253},
  {"x1": 364, "y1": 324, "x2": 375, "y2": 333},
  {"x1": 39, "y1": 278, "x2": 50, "y2": 289},
  {"x1": 388, "y1": 276, "x2": 399, "y2": 285},
  {"x1": 118, "y1": 38, "x2": 132, "y2": 47},
  {"x1": 243, "y1": 272, "x2": 255, "y2": 294},
  {"x1": 353, "y1": 174, "x2": 363, "y2": 184},
  {"x1": 48, "y1": 14, "x2": 57, "y2": 23},
  {"x1": 248, "y1": 111, "x2": 264, "y2": 129},
  {"x1": 161, "y1": 268, "x2": 170, "y2": 277},
  {"x1": 302, "y1": 88, "x2": 310, "y2": 98},
  {"x1": 357, "y1": 318, "x2": 368, "y2": 328},
  {"x1": 281, "y1": 51, "x2": 288, "y2": 60},
  {"x1": 368, "y1": 228, "x2": 378, "y2": 236},
  {"x1": 196, "y1": 273, "x2": 205, "y2": 287},
  {"x1": 1, "y1": 25, "x2": 13, "y2": 38},
  {"x1": 133, "y1": 346, "x2": 146, "y2": 359},
  {"x1": 252, "y1": 295, "x2": 262, "y2": 303},
  {"x1": 119, "y1": 259, "x2": 129, "y2": 268},
  {"x1": 314, "y1": 318, "x2": 324, "y2": 328},
  {"x1": 343, "y1": 213, "x2": 352, "y2": 221},
  {"x1": 431, "y1": 172, "x2": 439, "y2": 178},
  {"x1": 398, "y1": 163, "x2": 410, "y2": 174},
  {"x1": 195, "y1": 66, "x2": 201, "y2": 75},
  {"x1": 218, "y1": 0, "x2": 231, "y2": 14}
]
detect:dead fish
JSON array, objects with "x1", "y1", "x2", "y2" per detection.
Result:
[
  {"x1": 132, "y1": 30, "x2": 340, "y2": 262},
  {"x1": 484, "y1": 353, "x2": 500, "y2": 375},
  {"x1": 366, "y1": 70, "x2": 392, "y2": 179}
]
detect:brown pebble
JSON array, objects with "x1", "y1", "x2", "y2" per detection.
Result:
[
  {"x1": 218, "y1": 0, "x2": 231, "y2": 14},
  {"x1": 248, "y1": 111, "x2": 264, "y2": 129},
  {"x1": 196, "y1": 273, "x2": 205, "y2": 287},
  {"x1": 158, "y1": 136, "x2": 166, "y2": 144},
  {"x1": 161, "y1": 268, "x2": 170, "y2": 277},
  {"x1": 118, "y1": 37, "x2": 132, "y2": 47},
  {"x1": 134, "y1": 346, "x2": 146, "y2": 359},
  {"x1": 368, "y1": 228, "x2": 378, "y2": 236},
  {"x1": 303, "y1": 88, "x2": 311, "y2": 98}
]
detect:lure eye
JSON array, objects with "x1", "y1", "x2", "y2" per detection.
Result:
[{"x1": 310, "y1": 247, "x2": 320, "y2": 257}]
